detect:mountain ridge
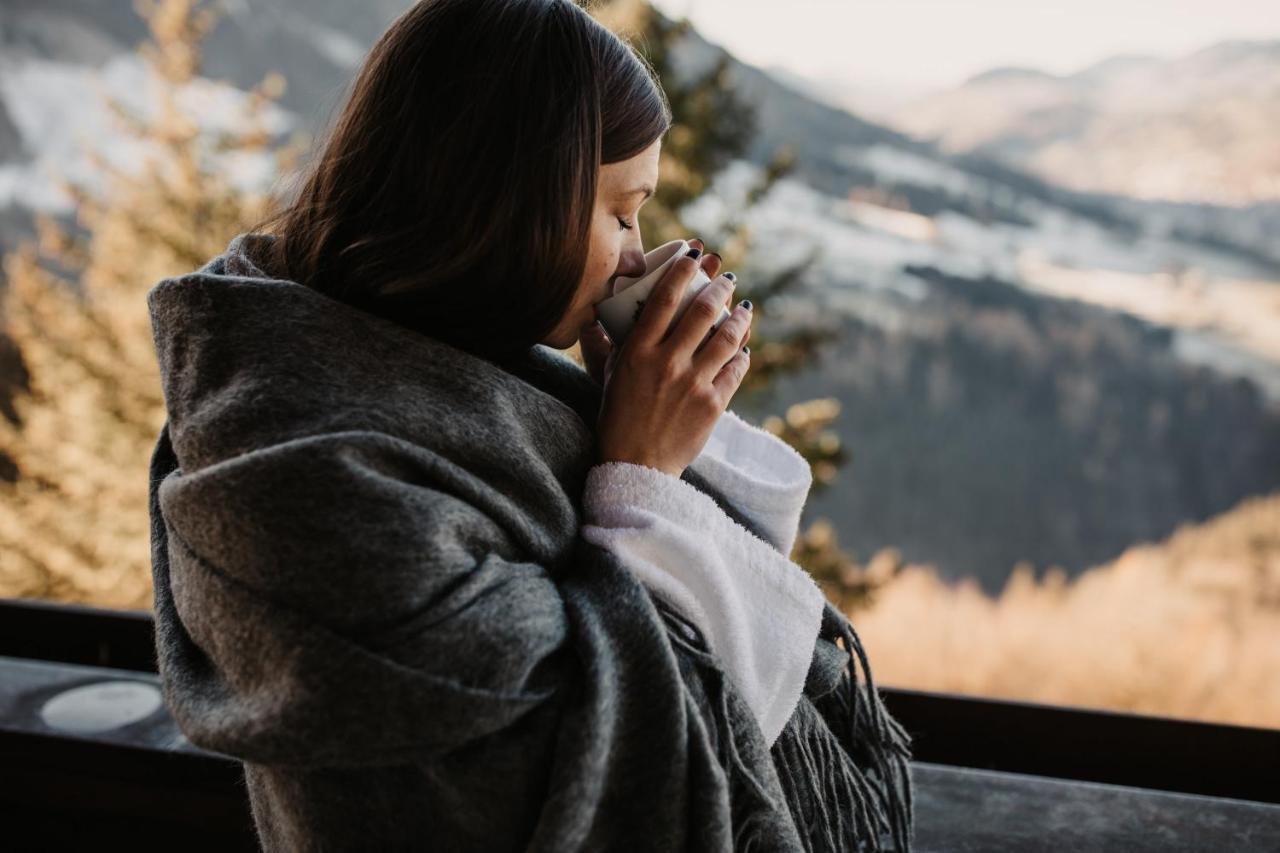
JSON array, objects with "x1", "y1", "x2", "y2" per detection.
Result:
[{"x1": 891, "y1": 38, "x2": 1280, "y2": 205}]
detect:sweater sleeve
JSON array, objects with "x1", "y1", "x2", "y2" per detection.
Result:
[
  {"x1": 580, "y1": 459, "x2": 826, "y2": 748},
  {"x1": 684, "y1": 408, "x2": 813, "y2": 558}
]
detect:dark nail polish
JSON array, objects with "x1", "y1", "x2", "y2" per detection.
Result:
[
  {"x1": 709, "y1": 252, "x2": 723, "y2": 262},
  {"x1": 723, "y1": 271, "x2": 736, "y2": 281},
  {"x1": 686, "y1": 247, "x2": 701, "y2": 259},
  {"x1": 743, "y1": 345, "x2": 750, "y2": 354},
  {"x1": 740, "y1": 299, "x2": 752, "y2": 310}
]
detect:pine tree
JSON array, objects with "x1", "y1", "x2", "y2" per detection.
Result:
[
  {"x1": 583, "y1": 0, "x2": 897, "y2": 610},
  {"x1": 0, "y1": 0, "x2": 303, "y2": 607}
]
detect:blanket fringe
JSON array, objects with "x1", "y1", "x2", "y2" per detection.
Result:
[
  {"x1": 661, "y1": 605, "x2": 914, "y2": 852},
  {"x1": 814, "y1": 610, "x2": 915, "y2": 852}
]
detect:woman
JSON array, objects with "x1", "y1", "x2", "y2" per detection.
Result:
[{"x1": 144, "y1": 0, "x2": 914, "y2": 850}]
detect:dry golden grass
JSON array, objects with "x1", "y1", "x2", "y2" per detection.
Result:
[{"x1": 841, "y1": 490, "x2": 1280, "y2": 729}]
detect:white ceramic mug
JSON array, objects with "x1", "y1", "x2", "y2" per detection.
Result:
[{"x1": 593, "y1": 238, "x2": 732, "y2": 349}]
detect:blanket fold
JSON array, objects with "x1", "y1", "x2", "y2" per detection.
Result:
[{"x1": 146, "y1": 231, "x2": 914, "y2": 852}]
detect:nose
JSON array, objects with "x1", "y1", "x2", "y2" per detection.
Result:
[{"x1": 614, "y1": 247, "x2": 647, "y2": 281}]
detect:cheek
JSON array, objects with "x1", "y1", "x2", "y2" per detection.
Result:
[
  {"x1": 592, "y1": 226, "x2": 618, "y2": 267},
  {"x1": 585, "y1": 228, "x2": 619, "y2": 287},
  {"x1": 598, "y1": 250, "x2": 618, "y2": 282}
]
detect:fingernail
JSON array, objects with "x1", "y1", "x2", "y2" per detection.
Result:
[
  {"x1": 743, "y1": 345, "x2": 750, "y2": 354},
  {"x1": 740, "y1": 299, "x2": 752, "y2": 311},
  {"x1": 723, "y1": 271, "x2": 736, "y2": 281},
  {"x1": 709, "y1": 252, "x2": 723, "y2": 262},
  {"x1": 685, "y1": 247, "x2": 701, "y2": 259}
]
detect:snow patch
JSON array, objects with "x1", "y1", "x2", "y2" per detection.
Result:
[
  {"x1": 682, "y1": 155, "x2": 1280, "y2": 404},
  {"x1": 0, "y1": 53, "x2": 295, "y2": 212}
]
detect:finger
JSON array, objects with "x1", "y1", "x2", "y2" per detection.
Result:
[
  {"x1": 580, "y1": 319, "x2": 611, "y2": 354},
  {"x1": 666, "y1": 272, "x2": 737, "y2": 360},
  {"x1": 692, "y1": 296, "x2": 752, "y2": 380},
  {"x1": 719, "y1": 274, "x2": 737, "y2": 310},
  {"x1": 579, "y1": 320, "x2": 611, "y2": 378},
  {"x1": 628, "y1": 249, "x2": 705, "y2": 351},
  {"x1": 710, "y1": 344, "x2": 750, "y2": 401},
  {"x1": 684, "y1": 238, "x2": 719, "y2": 278},
  {"x1": 700, "y1": 252, "x2": 722, "y2": 280}
]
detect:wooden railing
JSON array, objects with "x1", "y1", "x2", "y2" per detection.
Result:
[{"x1": 2, "y1": 598, "x2": 1277, "y2": 851}]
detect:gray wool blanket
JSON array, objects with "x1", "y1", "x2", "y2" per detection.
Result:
[{"x1": 145, "y1": 232, "x2": 915, "y2": 852}]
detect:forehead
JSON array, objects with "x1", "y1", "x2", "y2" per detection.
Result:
[{"x1": 601, "y1": 137, "x2": 661, "y2": 188}]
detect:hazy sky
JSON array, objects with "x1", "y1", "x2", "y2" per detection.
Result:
[{"x1": 648, "y1": 0, "x2": 1280, "y2": 90}]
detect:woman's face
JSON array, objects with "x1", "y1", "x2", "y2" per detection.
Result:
[{"x1": 540, "y1": 136, "x2": 662, "y2": 349}]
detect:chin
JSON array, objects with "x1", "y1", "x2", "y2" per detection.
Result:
[{"x1": 542, "y1": 329, "x2": 575, "y2": 351}]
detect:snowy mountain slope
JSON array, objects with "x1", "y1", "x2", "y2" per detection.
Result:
[
  {"x1": 664, "y1": 26, "x2": 1280, "y2": 406},
  {"x1": 682, "y1": 155, "x2": 1280, "y2": 587},
  {"x1": 663, "y1": 25, "x2": 1280, "y2": 585},
  {"x1": 890, "y1": 40, "x2": 1280, "y2": 206},
  {"x1": 0, "y1": 51, "x2": 294, "y2": 214}
]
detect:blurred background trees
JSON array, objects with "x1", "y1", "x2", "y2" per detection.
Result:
[{"x1": 0, "y1": 0, "x2": 303, "y2": 607}]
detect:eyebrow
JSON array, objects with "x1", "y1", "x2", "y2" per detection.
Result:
[{"x1": 617, "y1": 184, "x2": 655, "y2": 201}]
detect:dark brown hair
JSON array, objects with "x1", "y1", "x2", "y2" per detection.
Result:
[{"x1": 250, "y1": 0, "x2": 671, "y2": 364}]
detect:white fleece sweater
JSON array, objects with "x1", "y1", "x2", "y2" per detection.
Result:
[{"x1": 580, "y1": 407, "x2": 826, "y2": 748}]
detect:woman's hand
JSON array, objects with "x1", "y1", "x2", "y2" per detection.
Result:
[
  {"x1": 580, "y1": 238, "x2": 745, "y2": 385},
  {"x1": 594, "y1": 240, "x2": 754, "y2": 478}
]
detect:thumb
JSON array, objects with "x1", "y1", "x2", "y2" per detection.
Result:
[
  {"x1": 579, "y1": 319, "x2": 611, "y2": 374},
  {"x1": 580, "y1": 318, "x2": 609, "y2": 350}
]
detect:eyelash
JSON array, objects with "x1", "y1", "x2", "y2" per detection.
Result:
[{"x1": 617, "y1": 216, "x2": 634, "y2": 231}]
